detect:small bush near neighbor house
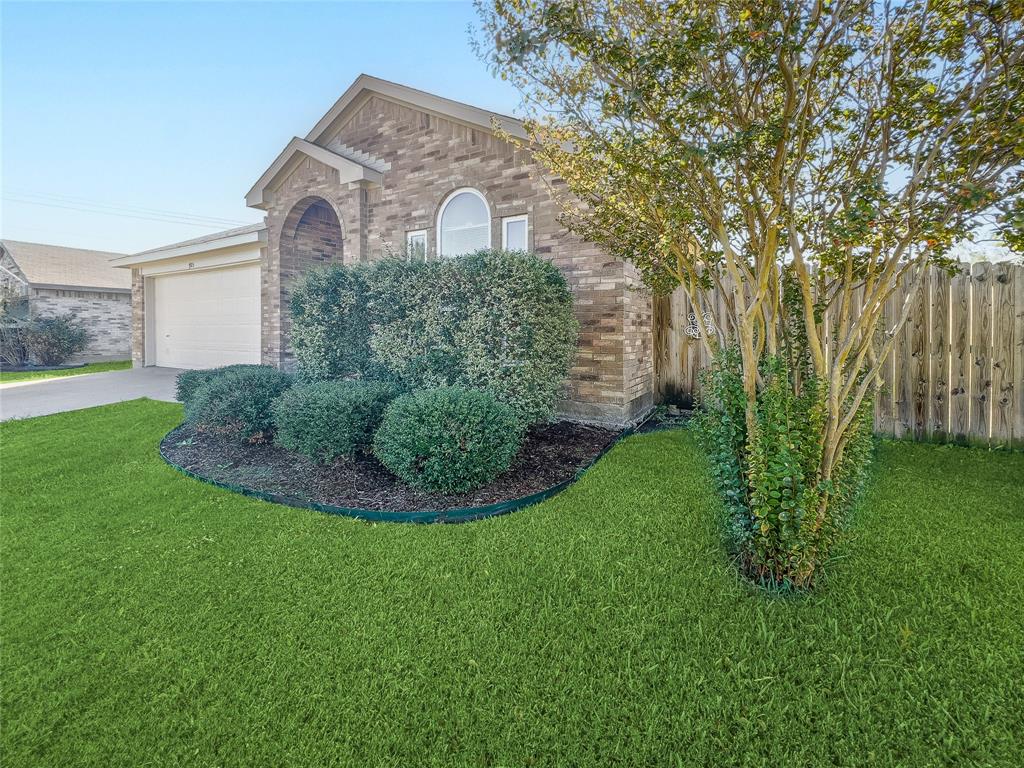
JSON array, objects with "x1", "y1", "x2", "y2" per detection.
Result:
[
  {"x1": 23, "y1": 314, "x2": 90, "y2": 365},
  {"x1": 0, "y1": 322, "x2": 31, "y2": 367},
  {"x1": 273, "y1": 380, "x2": 399, "y2": 463},
  {"x1": 365, "y1": 250, "x2": 579, "y2": 424},
  {"x1": 374, "y1": 386, "x2": 522, "y2": 493},
  {"x1": 175, "y1": 364, "x2": 267, "y2": 406},
  {"x1": 289, "y1": 265, "x2": 380, "y2": 382},
  {"x1": 184, "y1": 365, "x2": 292, "y2": 440}
]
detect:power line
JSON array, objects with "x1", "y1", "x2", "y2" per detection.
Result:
[
  {"x1": 2, "y1": 196, "x2": 254, "y2": 229},
  {"x1": 3, "y1": 189, "x2": 252, "y2": 228}
]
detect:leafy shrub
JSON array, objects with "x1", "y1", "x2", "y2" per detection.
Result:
[
  {"x1": 175, "y1": 364, "x2": 267, "y2": 405},
  {"x1": 373, "y1": 386, "x2": 523, "y2": 493},
  {"x1": 365, "y1": 250, "x2": 579, "y2": 424},
  {"x1": 273, "y1": 380, "x2": 399, "y2": 463},
  {"x1": 364, "y1": 258, "x2": 465, "y2": 389},
  {"x1": 0, "y1": 322, "x2": 31, "y2": 367},
  {"x1": 184, "y1": 365, "x2": 293, "y2": 440},
  {"x1": 23, "y1": 314, "x2": 89, "y2": 365},
  {"x1": 289, "y1": 265, "x2": 381, "y2": 382},
  {"x1": 695, "y1": 348, "x2": 873, "y2": 589}
]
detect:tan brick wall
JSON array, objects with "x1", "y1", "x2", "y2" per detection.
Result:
[{"x1": 261, "y1": 95, "x2": 654, "y2": 425}]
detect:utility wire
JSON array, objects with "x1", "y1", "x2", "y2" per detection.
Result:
[
  {"x1": 3, "y1": 189, "x2": 252, "y2": 228},
  {"x1": 3, "y1": 196, "x2": 254, "y2": 229}
]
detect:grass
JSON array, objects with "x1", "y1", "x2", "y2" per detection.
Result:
[
  {"x1": 0, "y1": 360, "x2": 131, "y2": 384},
  {"x1": 2, "y1": 399, "x2": 1022, "y2": 767}
]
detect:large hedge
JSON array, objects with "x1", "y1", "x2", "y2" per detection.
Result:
[
  {"x1": 289, "y1": 265, "x2": 379, "y2": 381},
  {"x1": 289, "y1": 250, "x2": 579, "y2": 424}
]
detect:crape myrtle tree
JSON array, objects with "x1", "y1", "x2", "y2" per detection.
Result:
[{"x1": 476, "y1": 0, "x2": 1024, "y2": 586}]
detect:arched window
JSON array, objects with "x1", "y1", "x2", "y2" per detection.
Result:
[{"x1": 437, "y1": 188, "x2": 490, "y2": 257}]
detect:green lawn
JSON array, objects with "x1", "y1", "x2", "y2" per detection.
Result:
[
  {"x1": 2, "y1": 400, "x2": 1022, "y2": 767},
  {"x1": 0, "y1": 360, "x2": 130, "y2": 384}
]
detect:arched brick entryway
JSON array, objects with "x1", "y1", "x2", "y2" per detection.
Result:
[{"x1": 278, "y1": 196, "x2": 344, "y2": 367}]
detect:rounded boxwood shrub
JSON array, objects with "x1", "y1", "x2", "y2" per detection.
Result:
[
  {"x1": 273, "y1": 380, "x2": 399, "y2": 463},
  {"x1": 373, "y1": 386, "x2": 523, "y2": 493},
  {"x1": 175, "y1": 364, "x2": 266, "y2": 406},
  {"x1": 184, "y1": 365, "x2": 293, "y2": 440}
]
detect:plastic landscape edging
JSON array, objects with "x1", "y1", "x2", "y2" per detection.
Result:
[{"x1": 158, "y1": 424, "x2": 634, "y2": 524}]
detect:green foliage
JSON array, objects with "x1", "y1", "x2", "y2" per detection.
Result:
[
  {"x1": 294, "y1": 250, "x2": 578, "y2": 425},
  {"x1": 455, "y1": 249, "x2": 579, "y2": 424},
  {"x1": 22, "y1": 314, "x2": 89, "y2": 365},
  {"x1": 184, "y1": 365, "x2": 292, "y2": 440},
  {"x1": 273, "y1": 380, "x2": 399, "y2": 463},
  {"x1": 0, "y1": 321, "x2": 31, "y2": 367},
  {"x1": 289, "y1": 265, "x2": 381, "y2": 381},
  {"x1": 364, "y1": 258, "x2": 464, "y2": 389},
  {"x1": 478, "y1": 0, "x2": 1024, "y2": 285},
  {"x1": 175, "y1": 364, "x2": 267, "y2": 406},
  {"x1": 373, "y1": 386, "x2": 523, "y2": 493},
  {"x1": 696, "y1": 349, "x2": 874, "y2": 589}
]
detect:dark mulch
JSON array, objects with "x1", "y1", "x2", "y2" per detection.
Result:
[{"x1": 160, "y1": 421, "x2": 620, "y2": 512}]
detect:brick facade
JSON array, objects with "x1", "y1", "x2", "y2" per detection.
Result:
[{"x1": 259, "y1": 95, "x2": 654, "y2": 425}]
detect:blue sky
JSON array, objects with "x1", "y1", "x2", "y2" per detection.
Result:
[{"x1": 1, "y1": 1, "x2": 520, "y2": 253}]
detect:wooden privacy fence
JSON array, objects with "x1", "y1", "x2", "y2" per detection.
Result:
[{"x1": 653, "y1": 262, "x2": 1024, "y2": 449}]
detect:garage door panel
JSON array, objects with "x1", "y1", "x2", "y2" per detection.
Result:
[{"x1": 153, "y1": 264, "x2": 261, "y2": 369}]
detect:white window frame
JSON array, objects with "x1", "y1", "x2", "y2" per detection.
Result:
[
  {"x1": 501, "y1": 214, "x2": 529, "y2": 250},
  {"x1": 436, "y1": 187, "x2": 491, "y2": 258},
  {"x1": 406, "y1": 229, "x2": 427, "y2": 261}
]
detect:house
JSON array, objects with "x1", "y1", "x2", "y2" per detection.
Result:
[
  {"x1": 0, "y1": 239, "x2": 132, "y2": 361},
  {"x1": 110, "y1": 75, "x2": 654, "y2": 426}
]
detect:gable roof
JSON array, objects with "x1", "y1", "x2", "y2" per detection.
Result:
[
  {"x1": 303, "y1": 74, "x2": 528, "y2": 146},
  {"x1": 0, "y1": 240, "x2": 131, "y2": 291},
  {"x1": 246, "y1": 75, "x2": 530, "y2": 212},
  {"x1": 245, "y1": 137, "x2": 384, "y2": 210}
]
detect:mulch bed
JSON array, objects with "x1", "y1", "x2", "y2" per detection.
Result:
[{"x1": 160, "y1": 421, "x2": 620, "y2": 512}]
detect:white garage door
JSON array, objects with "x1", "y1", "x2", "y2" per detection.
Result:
[{"x1": 152, "y1": 263, "x2": 261, "y2": 368}]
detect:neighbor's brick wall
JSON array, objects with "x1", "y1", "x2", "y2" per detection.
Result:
[
  {"x1": 261, "y1": 96, "x2": 654, "y2": 425},
  {"x1": 30, "y1": 287, "x2": 131, "y2": 362}
]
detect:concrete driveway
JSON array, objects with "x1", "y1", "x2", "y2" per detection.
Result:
[{"x1": 0, "y1": 367, "x2": 181, "y2": 422}]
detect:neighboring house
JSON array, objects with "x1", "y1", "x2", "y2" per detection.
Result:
[
  {"x1": 0, "y1": 240, "x2": 132, "y2": 361},
  {"x1": 111, "y1": 75, "x2": 654, "y2": 425}
]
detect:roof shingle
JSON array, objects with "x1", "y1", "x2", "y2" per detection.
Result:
[{"x1": 0, "y1": 240, "x2": 131, "y2": 290}]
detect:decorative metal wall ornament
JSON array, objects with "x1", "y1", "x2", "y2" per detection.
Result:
[{"x1": 684, "y1": 312, "x2": 717, "y2": 339}]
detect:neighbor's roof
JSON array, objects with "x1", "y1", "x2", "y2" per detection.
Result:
[
  {"x1": 108, "y1": 222, "x2": 267, "y2": 268},
  {"x1": 0, "y1": 239, "x2": 131, "y2": 291}
]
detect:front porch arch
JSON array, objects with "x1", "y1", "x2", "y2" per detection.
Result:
[{"x1": 278, "y1": 196, "x2": 344, "y2": 368}]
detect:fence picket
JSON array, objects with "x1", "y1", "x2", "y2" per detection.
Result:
[
  {"x1": 928, "y1": 267, "x2": 950, "y2": 442},
  {"x1": 991, "y1": 263, "x2": 1015, "y2": 447},
  {"x1": 949, "y1": 265, "x2": 973, "y2": 443},
  {"x1": 970, "y1": 263, "x2": 992, "y2": 446}
]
